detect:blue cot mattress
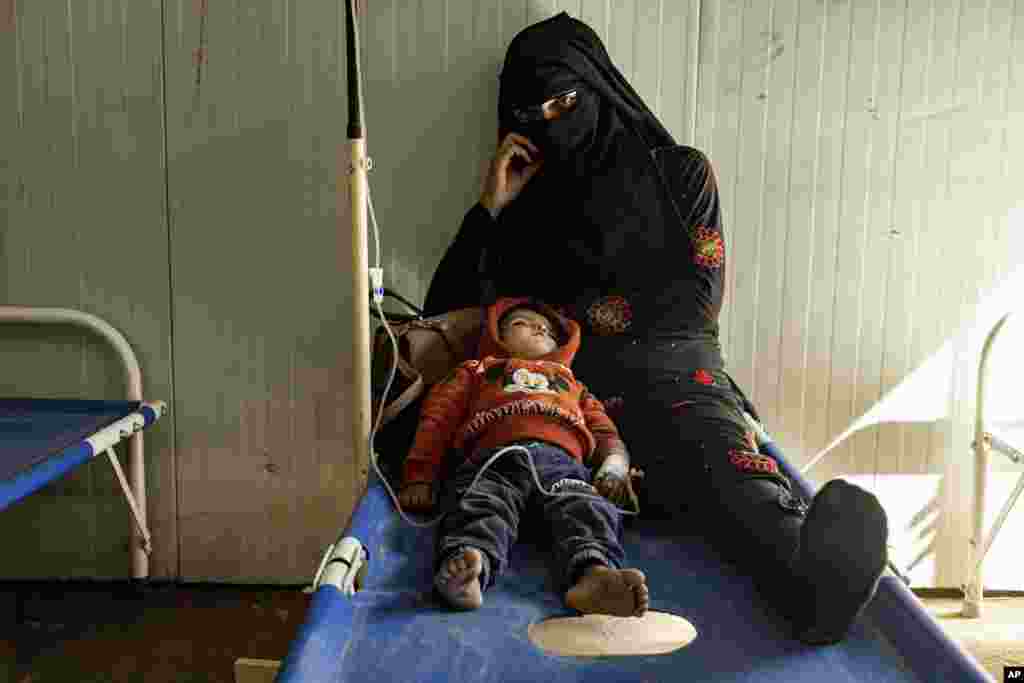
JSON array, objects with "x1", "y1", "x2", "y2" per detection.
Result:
[
  {"x1": 0, "y1": 398, "x2": 160, "y2": 510},
  {"x1": 275, "y1": 442, "x2": 993, "y2": 682}
]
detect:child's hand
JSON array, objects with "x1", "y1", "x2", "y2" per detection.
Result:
[
  {"x1": 594, "y1": 470, "x2": 630, "y2": 507},
  {"x1": 594, "y1": 463, "x2": 643, "y2": 512},
  {"x1": 398, "y1": 482, "x2": 436, "y2": 512}
]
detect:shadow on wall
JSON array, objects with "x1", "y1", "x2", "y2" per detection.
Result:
[
  {"x1": 839, "y1": 470, "x2": 944, "y2": 588},
  {"x1": 803, "y1": 257, "x2": 1024, "y2": 479},
  {"x1": 851, "y1": 464, "x2": 1024, "y2": 591}
]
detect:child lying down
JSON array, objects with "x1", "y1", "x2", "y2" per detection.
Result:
[{"x1": 398, "y1": 297, "x2": 647, "y2": 617}]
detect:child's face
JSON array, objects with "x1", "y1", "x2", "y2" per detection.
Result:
[{"x1": 500, "y1": 309, "x2": 558, "y2": 359}]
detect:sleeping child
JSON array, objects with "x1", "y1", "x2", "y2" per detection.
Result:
[{"x1": 397, "y1": 297, "x2": 648, "y2": 617}]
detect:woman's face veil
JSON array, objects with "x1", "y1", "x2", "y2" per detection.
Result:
[
  {"x1": 497, "y1": 13, "x2": 675, "y2": 167},
  {"x1": 485, "y1": 12, "x2": 696, "y2": 308}
]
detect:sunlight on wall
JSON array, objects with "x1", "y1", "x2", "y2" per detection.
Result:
[
  {"x1": 803, "y1": 238, "x2": 1024, "y2": 476},
  {"x1": 843, "y1": 470, "x2": 1024, "y2": 590},
  {"x1": 818, "y1": 206, "x2": 1023, "y2": 589}
]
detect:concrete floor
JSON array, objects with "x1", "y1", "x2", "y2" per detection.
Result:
[
  {"x1": 3, "y1": 582, "x2": 1021, "y2": 682},
  {"x1": 1, "y1": 581, "x2": 309, "y2": 683},
  {"x1": 919, "y1": 593, "x2": 1024, "y2": 682}
]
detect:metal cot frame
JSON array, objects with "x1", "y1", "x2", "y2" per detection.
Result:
[{"x1": 0, "y1": 305, "x2": 161, "y2": 579}]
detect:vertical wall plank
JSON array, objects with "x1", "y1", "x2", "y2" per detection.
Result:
[
  {"x1": 774, "y1": 0, "x2": 825, "y2": 465},
  {"x1": 903, "y1": 1, "x2": 940, "y2": 477},
  {"x1": 912, "y1": 0, "x2": 960, "y2": 478},
  {"x1": 499, "y1": 0, "x2": 528, "y2": 53},
  {"x1": 660, "y1": 1, "x2": 687, "y2": 143},
  {"x1": 607, "y1": 2, "x2": 637, "y2": 86},
  {"x1": 721, "y1": 0, "x2": 771, "y2": 396},
  {"x1": 935, "y1": 0, "x2": 1010, "y2": 588},
  {"x1": 632, "y1": 1, "x2": 661, "y2": 123},
  {"x1": 982, "y1": 0, "x2": 1016, "y2": 291},
  {"x1": 801, "y1": 0, "x2": 852, "y2": 482},
  {"x1": 1005, "y1": 2, "x2": 1024, "y2": 282},
  {"x1": 848, "y1": 1, "x2": 906, "y2": 482},
  {"x1": 750, "y1": 0, "x2": 798, "y2": 435},
  {"x1": 879, "y1": 0, "x2": 933, "y2": 477},
  {"x1": 578, "y1": 0, "x2": 608, "y2": 45},
  {"x1": 694, "y1": 3, "x2": 726, "y2": 360},
  {"x1": 825, "y1": 0, "x2": 879, "y2": 477}
]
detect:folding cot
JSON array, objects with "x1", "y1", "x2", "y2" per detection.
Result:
[{"x1": 0, "y1": 306, "x2": 165, "y2": 579}]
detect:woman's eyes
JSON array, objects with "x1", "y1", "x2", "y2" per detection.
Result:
[{"x1": 548, "y1": 93, "x2": 577, "y2": 114}]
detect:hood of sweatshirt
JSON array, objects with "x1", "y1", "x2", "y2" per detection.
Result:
[{"x1": 476, "y1": 297, "x2": 580, "y2": 366}]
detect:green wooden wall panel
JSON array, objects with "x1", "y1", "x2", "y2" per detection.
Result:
[{"x1": 0, "y1": 0, "x2": 176, "y2": 579}]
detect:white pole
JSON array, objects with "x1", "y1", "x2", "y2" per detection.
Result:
[
  {"x1": 963, "y1": 312, "x2": 1011, "y2": 618},
  {"x1": 348, "y1": 138, "x2": 371, "y2": 496},
  {"x1": 345, "y1": 0, "x2": 371, "y2": 498}
]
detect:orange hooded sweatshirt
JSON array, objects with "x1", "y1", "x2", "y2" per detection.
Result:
[{"x1": 402, "y1": 297, "x2": 629, "y2": 486}]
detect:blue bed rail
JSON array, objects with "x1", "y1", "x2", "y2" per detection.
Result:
[{"x1": 0, "y1": 399, "x2": 163, "y2": 511}]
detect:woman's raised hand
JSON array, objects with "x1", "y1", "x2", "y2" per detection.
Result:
[{"x1": 480, "y1": 132, "x2": 543, "y2": 218}]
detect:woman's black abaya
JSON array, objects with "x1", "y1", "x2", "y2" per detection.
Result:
[{"x1": 422, "y1": 12, "x2": 889, "y2": 646}]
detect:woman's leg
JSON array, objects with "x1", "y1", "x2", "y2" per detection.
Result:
[
  {"x1": 633, "y1": 386, "x2": 887, "y2": 644},
  {"x1": 644, "y1": 394, "x2": 807, "y2": 594}
]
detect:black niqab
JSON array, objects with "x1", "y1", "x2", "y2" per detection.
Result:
[
  {"x1": 425, "y1": 11, "x2": 726, "y2": 358},
  {"x1": 487, "y1": 14, "x2": 702, "y2": 322}
]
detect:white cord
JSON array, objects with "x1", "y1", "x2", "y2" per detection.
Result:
[{"x1": 365, "y1": 187, "x2": 636, "y2": 529}]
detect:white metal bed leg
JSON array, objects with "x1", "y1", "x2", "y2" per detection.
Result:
[
  {"x1": 0, "y1": 306, "x2": 152, "y2": 579},
  {"x1": 105, "y1": 444, "x2": 152, "y2": 557},
  {"x1": 963, "y1": 312, "x2": 1012, "y2": 618},
  {"x1": 128, "y1": 433, "x2": 148, "y2": 578}
]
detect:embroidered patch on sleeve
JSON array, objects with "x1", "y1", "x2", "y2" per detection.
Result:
[
  {"x1": 693, "y1": 226, "x2": 725, "y2": 269},
  {"x1": 729, "y1": 450, "x2": 780, "y2": 476},
  {"x1": 693, "y1": 369, "x2": 715, "y2": 386},
  {"x1": 586, "y1": 296, "x2": 633, "y2": 336}
]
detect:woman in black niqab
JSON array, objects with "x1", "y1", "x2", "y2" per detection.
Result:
[
  {"x1": 421, "y1": 12, "x2": 889, "y2": 647},
  {"x1": 427, "y1": 13, "x2": 726, "y2": 387}
]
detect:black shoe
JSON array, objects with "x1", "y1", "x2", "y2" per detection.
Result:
[{"x1": 793, "y1": 479, "x2": 888, "y2": 646}]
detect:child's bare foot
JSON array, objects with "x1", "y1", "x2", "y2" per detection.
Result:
[
  {"x1": 565, "y1": 565, "x2": 649, "y2": 617},
  {"x1": 434, "y1": 547, "x2": 484, "y2": 610}
]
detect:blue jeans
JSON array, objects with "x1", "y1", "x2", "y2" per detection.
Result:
[{"x1": 436, "y1": 440, "x2": 625, "y2": 592}]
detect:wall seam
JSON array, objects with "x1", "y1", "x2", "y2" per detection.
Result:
[{"x1": 157, "y1": 0, "x2": 182, "y2": 580}]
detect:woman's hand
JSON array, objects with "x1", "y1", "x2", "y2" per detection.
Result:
[
  {"x1": 480, "y1": 132, "x2": 544, "y2": 218},
  {"x1": 398, "y1": 482, "x2": 436, "y2": 512}
]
